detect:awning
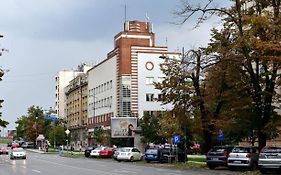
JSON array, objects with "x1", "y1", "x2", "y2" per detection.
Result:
[{"x1": 36, "y1": 134, "x2": 45, "y2": 141}]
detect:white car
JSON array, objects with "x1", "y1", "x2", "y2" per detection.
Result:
[
  {"x1": 90, "y1": 146, "x2": 107, "y2": 157},
  {"x1": 116, "y1": 147, "x2": 143, "y2": 162},
  {"x1": 10, "y1": 148, "x2": 26, "y2": 159}
]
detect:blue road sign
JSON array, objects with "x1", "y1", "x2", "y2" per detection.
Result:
[
  {"x1": 217, "y1": 129, "x2": 224, "y2": 141},
  {"x1": 44, "y1": 114, "x2": 60, "y2": 121},
  {"x1": 173, "y1": 134, "x2": 181, "y2": 145}
]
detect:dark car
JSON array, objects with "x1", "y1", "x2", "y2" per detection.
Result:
[
  {"x1": 21, "y1": 142, "x2": 35, "y2": 149},
  {"x1": 206, "y1": 145, "x2": 234, "y2": 169},
  {"x1": 145, "y1": 148, "x2": 162, "y2": 163},
  {"x1": 161, "y1": 147, "x2": 186, "y2": 163},
  {"x1": 144, "y1": 147, "x2": 186, "y2": 163},
  {"x1": 84, "y1": 145, "x2": 97, "y2": 157}
]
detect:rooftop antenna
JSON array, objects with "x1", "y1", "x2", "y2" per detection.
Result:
[
  {"x1": 124, "y1": 3, "x2": 127, "y2": 22},
  {"x1": 145, "y1": 12, "x2": 149, "y2": 29}
]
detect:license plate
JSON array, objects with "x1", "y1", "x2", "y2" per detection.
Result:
[
  {"x1": 212, "y1": 158, "x2": 219, "y2": 160},
  {"x1": 233, "y1": 161, "x2": 241, "y2": 164},
  {"x1": 147, "y1": 155, "x2": 153, "y2": 157}
]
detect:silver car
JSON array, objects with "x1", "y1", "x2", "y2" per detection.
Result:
[
  {"x1": 258, "y1": 146, "x2": 281, "y2": 174},
  {"x1": 227, "y1": 146, "x2": 259, "y2": 170},
  {"x1": 10, "y1": 148, "x2": 26, "y2": 159}
]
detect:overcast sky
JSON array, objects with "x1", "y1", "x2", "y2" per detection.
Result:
[{"x1": 0, "y1": 0, "x2": 229, "y2": 130}]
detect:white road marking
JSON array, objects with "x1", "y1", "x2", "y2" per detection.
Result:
[
  {"x1": 33, "y1": 158, "x2": 122, "y2": 175},
  {"x1": 20, "y1": 165, "x2": 26, "y2": 169},
  {"x1": 32, "y1": 169, "x2": 41, "y2": 173}
]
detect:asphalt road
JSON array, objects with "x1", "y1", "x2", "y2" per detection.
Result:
[{"x1": 0, "y1": 144, "x2": 240, "y2": 175}]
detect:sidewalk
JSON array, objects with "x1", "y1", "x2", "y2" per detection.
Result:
[{"x1": 26, "y1": 149, "x2": 45, "y2": 154}]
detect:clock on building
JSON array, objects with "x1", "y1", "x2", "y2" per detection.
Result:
[{"x1": 145, "y1": 61, "x2": 154, "y2": 71}]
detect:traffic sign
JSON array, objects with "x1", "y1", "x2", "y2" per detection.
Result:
[
  {"x1": 173, "y1": 134, "x2": 181, "y2": 145},
  {"x1": 65, "y1": 129, "x2": 70, "y2": 135},
  {"x1": 217, "y1": 129, "x2": 224, "y2": 141}
]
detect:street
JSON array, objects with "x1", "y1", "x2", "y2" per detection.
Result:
[{"x1": 0, "y1": 145, "x2": 240, "y2": 175}]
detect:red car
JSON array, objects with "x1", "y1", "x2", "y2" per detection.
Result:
[
  {"x1": 0, "y1": 147, "x2": 9, "y2": 155},
  {"x1": 11, "y1": 143, "x2": 20, "y2": 149},
  {"x1": 99, "y1": 147, "x2": 113, "y2": 158}
]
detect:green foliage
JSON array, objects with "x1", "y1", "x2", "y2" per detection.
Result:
[
  {"x1": 93, "y1": 127, "x2": 111, "y2": 145},
  {"x1": 175, "y1": 0, "x2": 281, "y2": 150},
  {"x1": 139, "y1": 112, "x2": 166, "y2": 144},
  {"x1": 15, "y1": 105, "x2": 62, "y2": 143},
  {"x1": 0, "y1": 99, "x2": 9, "y2": 127},
  {"x1": 48, "y1": 125, "x2": 66, "y2": 146}
]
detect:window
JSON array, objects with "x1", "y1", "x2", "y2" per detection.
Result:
[
  {"x1": 110, "y1": 80, "x2": 113, "y2": 89},
  {"x1": 158, "y1": 94, "x2": 164, "y2": 101},
  {"x1": 145, "y1": 77, "x2": 154, "y2": 85},
  {"x1": 146, "y1": 93, "x2": 154, "y2": 102}
]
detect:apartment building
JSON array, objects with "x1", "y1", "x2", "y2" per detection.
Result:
[
  {"x1": 55, "y1": 65, "x2": 92, "y2": 119},
  {"x1": 65, "y1": 74, "x2": 88, "y2": 146}
]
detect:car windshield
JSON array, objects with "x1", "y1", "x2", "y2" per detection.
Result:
[
  {"x1": 95, "y1": 147, "x2": 102, "y2": 150},
  {"x1": 13, "y1": 148, "x2": 24, "y2": 152},
  {"x1": 211, "y1": 147, "x2": 226, "y2": 152},
  {"x1": 146, "y1": 149, "x2": 158, "y2": 154},
  {"x1": 263, "y1": 147, "x2": 281, "y2": 153},
  {"x1": 120, "y1": 148, "x2": 131, "y2": 152},
  {"x1": 232, "y1": 147, "x2": 250, "y2": 153}
]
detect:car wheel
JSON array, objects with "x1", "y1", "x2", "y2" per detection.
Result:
[
  {"x1": 146, "y1": 160, "x2": 150, "y2": 163},
  {"x1": 130, "y1": 156, "x2": 134, "y2": 162},
  {"x1": 260, "y1": 168, "x2": 267, "y2": 174},
  {"x1": 208, "y1": 165, "x2": 216, "y2": 170},
  {"x1": 118, "y1": 159, "x2": 121, "y2": 162}
]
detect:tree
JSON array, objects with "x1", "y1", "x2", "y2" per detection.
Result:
[
  {"x1": 176, "y1": 0, "x2": 281, "y2": 150},
  {"x1": 156, "y1": 49, "x2": 224, "y2": 152},
  {"x1": 15, "y1": 105, "x2": 55, "y2": 142},
  {"x1": 0, "y1": 42, "x2": 9, "y2": 127},
  {"x1": 48, "y1": 125, "x2": 66, "y2": 146},
  {"x1": 93, "y1": 127, "x2": 111, "y2": 145},
  {"x1": 139, "y1": 112, "x2": 166, "y2": 144}
]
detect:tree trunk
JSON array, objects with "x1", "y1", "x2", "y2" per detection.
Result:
[{"x1": 258, "y1": 130, "x2": 266, "y2": 151}]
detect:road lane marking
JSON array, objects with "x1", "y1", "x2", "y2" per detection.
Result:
[
  {"x1": 32, "y1": 169, "x2": 41, "y2": 173},
  {"x1": 33, "y1": 158, "x2": 122, "y2": 175},
  {"x1": 20, "y1": 165, "x2": 26, "y2": 169}
]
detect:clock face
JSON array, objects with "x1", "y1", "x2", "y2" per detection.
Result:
[{"x1": 145, "y1": 61, "x2": 154, "y2": 71}]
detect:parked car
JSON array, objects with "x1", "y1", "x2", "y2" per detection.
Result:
[
  {"x1": 0, "y1": 147, "x2": 9, "y2": 155},
  {"x1": 144, "y1": 148, "x2": 163, "y2": 163},
  {"x1": 227, "y1": 146, "x2": 259, "y2": 170},
  {"x1": 90, "y1": 146, "x2": 107, "y2": 157},
  {"x1": 84, "y1": 145, "x2": 97, "y2": 157},
  {"x1": 10, "y1": 148, "x2": 26, "y2": 159},
  {"x1": 21, "y1": 142, "x2": 35, "y2": 149},
  {"x1": 7, "y1": 142, "x2": 12, "y2": 147},
  {"x1": 258, "y1": 146, "x2": 281, "y2": 174},
  {"x1": 11, "y1": 143, "x2": 20, "y2": 149},
  {"x1": 206, "y1": 145, "x2": 234, "y2": 169},
  {"x1": 112, "y1": 148, "x2": 121, "y2": 160},
  {"x1": 99, "y1": 147, "x2": 113, "y2": 158},
  {"x1": 116, "y1": 147, "x2": 143, "y2": 162}
]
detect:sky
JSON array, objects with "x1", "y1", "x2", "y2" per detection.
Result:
[{"x1": 0, "y1": 0, "x2": 229, "y2": 130}]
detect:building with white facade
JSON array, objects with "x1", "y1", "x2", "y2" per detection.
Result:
[
  {"x1": 55, "y1": 65, "x2": 92, "y2": 119},
  {"x1": 87, "y1": 20, "x2": 179, "y2": 143}
]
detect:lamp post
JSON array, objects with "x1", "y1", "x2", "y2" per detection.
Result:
[
  {"x1": 35, "y1": 116, "x2": 38, "y2": 149},
  {"x1": 65, "y1": 129, "x2": 70, "y2": 153}
]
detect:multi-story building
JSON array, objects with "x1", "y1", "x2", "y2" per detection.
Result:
[
  {"x1": 87, "y1": 20, "x2": 179, "y2": 144},
  {"x1": 55, "y1": 65, "x2": 92, "y2": 119},
  {"x1": 65, "y1": 74, "x2": 88, "y2": 147}
]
